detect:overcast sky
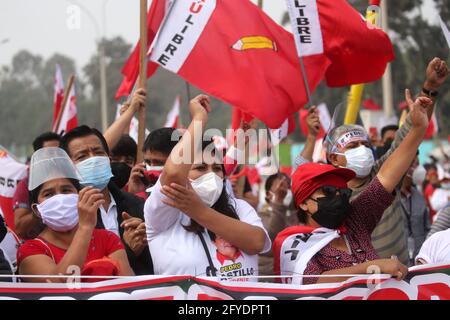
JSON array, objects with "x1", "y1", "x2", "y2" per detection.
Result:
[{"x1": 0, "y1": 0, "x2": 439, "y2": 71}]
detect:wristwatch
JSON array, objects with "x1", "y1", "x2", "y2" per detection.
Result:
[{"x1": 422, "y1": 87, "x2": 439, "y2": 98}]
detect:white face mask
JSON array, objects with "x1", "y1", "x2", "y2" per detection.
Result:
[
  {"x1": 412, "y1": 165, "x2": 426, "y2": 186},
  {"x1": 35, "y1": 194, "x2": 79, "y2": 232},
  {"x1": 336, "y1": 145, "x2": 375, "y2": 178},
  {"x1": 441, "y1": 182, "x2": 450, "y2": 190},
  {"x1": 190, "y1": 172, "x2": 224, "y2": 207}
]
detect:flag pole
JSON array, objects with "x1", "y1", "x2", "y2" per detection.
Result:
[
  {"x1": 137, "y1": 0, "x2": 148, "y2": 163},
  {"x1": 298, "y1": 57, "x2": 313, "y2": 108},
  {"x1": 53, "y1": 74, "x2": 75, "y2": 134}
]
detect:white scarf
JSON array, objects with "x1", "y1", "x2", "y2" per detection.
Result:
[{"x1": 279, "y1": 227, "x2": 341, "y2": 285}]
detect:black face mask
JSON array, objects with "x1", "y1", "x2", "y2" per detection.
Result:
[
  {"x1": 111, "y1": 162, "x2": 132, "y2": 189},
  {"x1": 310, "y1": 188, "x2": 352, "y2": 229}
]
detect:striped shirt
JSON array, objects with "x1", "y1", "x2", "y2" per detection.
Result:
[
  {"x1": 293, "y1": 117, "x2": 413, "y2": 266},
  {"x1": 428, "y1": 206, "x2": 450, "y2": 238}
]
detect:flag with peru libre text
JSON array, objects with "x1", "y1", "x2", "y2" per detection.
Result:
[{"x1": 148, "y1": 0, "x2": 394, "y2": 129}]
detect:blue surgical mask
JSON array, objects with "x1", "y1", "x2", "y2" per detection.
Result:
[{"x1": 76, "y1": 156, "x2": 113, "y2": 190}]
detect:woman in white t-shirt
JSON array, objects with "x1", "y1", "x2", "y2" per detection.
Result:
[
  {"x1": 416, "y1": 228, "x2": 450, "y2": 265},
  {"x1": 144, "y1": 95, "x2": 271, "y2": 280}
]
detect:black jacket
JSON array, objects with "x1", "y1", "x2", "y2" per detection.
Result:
[{"x1": 95, "y1": 182, "x2": 153, "y2": 275}]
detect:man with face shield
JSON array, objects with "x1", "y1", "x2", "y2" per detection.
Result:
[
  {"x1": 293, "y1": 58, "x2": 449, "y2": 265},
  {"x1": 17, "y1": 147, "x2": 134, "y2": 282},
  {"x1": 144, "y1": 95, "x2": 271, "y2": 279},
  {"x1": 274, "y1": 94, "x2": 432, "y2": 285}
]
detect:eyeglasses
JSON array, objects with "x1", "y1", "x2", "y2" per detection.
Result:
[{"x1": 308, "y1": 186, "x2": 352, "y2": 202}]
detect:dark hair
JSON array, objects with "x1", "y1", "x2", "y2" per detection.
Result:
[
  {"x1": 182, "y1": 138, "x2": 239, "y2": 234},
  {"x1": 381, "y1": 125, "x2": 399, "y2": 139},
  {"x1": 29, "y1": 179, "x2": 81, "y2": 206},
  {"x1": 143, "y1": 127, "x2": 179, "y2": 155},
  {"x1": 32, "y1": 132, "x2": 61, "y2": 152},
  {"x1": 111, "y1": 135, "x2": 137, "y2": 162},
  {"x1": 60, "y1": 125, "x2": 110, "y2": 157},
  {"x1": 265, "y1": 172, "x2": 290, "y2": 192}
]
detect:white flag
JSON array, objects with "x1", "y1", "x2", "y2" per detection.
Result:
[{"x1": 439, "y1": 15, "x2": 450, "y2": 49}]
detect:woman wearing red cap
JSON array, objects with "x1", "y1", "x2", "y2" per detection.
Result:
[{"x1": 274, "y1": 94, "x2": 433, "y2": 285}]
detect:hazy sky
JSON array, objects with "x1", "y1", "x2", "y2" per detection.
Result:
[{"x1": 0, "y1": 0, "x2": 439, "y2": 71}]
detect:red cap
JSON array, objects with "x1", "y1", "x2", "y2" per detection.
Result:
[{"x1": 292, "y1": 163, "x2": 355, "y2": 206}]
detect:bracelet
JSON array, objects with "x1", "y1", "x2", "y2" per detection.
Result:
[{"x1": 422, "y1": 87, "x2": 439, "y2": 97}]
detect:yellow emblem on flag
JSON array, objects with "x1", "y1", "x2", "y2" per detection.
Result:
[{"x1": 232, "y1": 36, "x2": 277, "y2": 51}]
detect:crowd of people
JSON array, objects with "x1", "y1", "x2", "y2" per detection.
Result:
[{"x1": 0, "y1": 58, "x2": 449, "y2": 285}]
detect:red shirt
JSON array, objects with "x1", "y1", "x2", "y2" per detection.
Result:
[{"x1": 17, "y1": 229, "x2": 124, "y2": 267}]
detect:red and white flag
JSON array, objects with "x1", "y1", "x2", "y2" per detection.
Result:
[
  {"x1": 149, "y1": 0, "x2": 329, "y2": 129},
  {"x1": 116, "y1": 0, "x2": 170, "y2": 99},
  {"x1": 285, "y1": 0, "x2": 394, "y2": 87},
  {"x1": 0, "y1": 148, "x2": 27, "y2": 230},
  {"x1": 52, "y1": 64, "x2": 65, "y2": 129},
  {"x1": 54, "y1": 84, "x2": 78, "y2": 135},
  {"x1": 299, "y1": 103, "x2": 331, "y2": 139},
  {"x1": 164, "y1": 95, "x2": 180, "y2": 128}
]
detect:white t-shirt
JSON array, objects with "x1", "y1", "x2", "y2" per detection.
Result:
[
  {"x1": 144, "y1": 180, "x2": 271, "y2": 280},
  {"x1": 416, "y1": 228, "x2": 450, "y2": 265},
  {"x1": 430, "y1": 188, "x2": 450, "y2": 213}
]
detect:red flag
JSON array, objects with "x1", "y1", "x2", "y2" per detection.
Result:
[
  {"x1": 424, "y1": 112, "x2": 439, "y2": 140},
  {"x1": 286, "y1": 0, "x2": 394, "y2": 86},
  {"x1": 0, "y1": 149, "x2": 27, "y2": 230},
  {"x1": 115, "y1": 0, "x2": 168, "y2": 99},
  {"x1": 149, "y1": 0, "x2": 329, "y2": 129},
  {"x1": 52, "y1": 65, "x2": 64, "y2": 128}
]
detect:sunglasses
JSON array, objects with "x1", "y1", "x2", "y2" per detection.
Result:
[{"x1": 309, "y1": 186, "x2": 352, "y2": 202}]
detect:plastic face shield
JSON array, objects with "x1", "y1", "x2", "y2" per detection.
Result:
[{"x1": 28, "y1": 147, "x2": 82, "y2": 191}]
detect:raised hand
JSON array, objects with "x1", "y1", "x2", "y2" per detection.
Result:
[
  {"x1": 189, "y1": 94, "x2": 211, "y2": 121},
  {"x1": 405, "y1": 89, "x2": 432, "y2": 130},
  {"x1": 424, "y1": 57, "x2": 449, "y2": 91},
  {"x1": 130, "y1": 88, "x2": 147, "y2": 113},
  {"x1": 306, "y1": 106, "x2": 321, "y2": 137}
]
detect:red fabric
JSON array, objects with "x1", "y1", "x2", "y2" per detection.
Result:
[
  {"x1": 424, "y1": 183, "x2": 437, "y2": 221},
  {"x1": 0, "y1": 196, "x2": 15, "y2": 231},
  {"x1": 17, "y1": 229, "x2": 125, "y2": 272},
  {"x1": 81, "y1": 257, "x2": 120, "y2": 282},
  {"x1": 273, "y1": 225, "x2": 317, "y2": 283},
  {"x1": 12, "y1": 177, "x2": 29, "y2": 211},
  {"x1": 319, "y1": 0, "x2": 394, "y2": 87},
  {"x1": 362, "y1": 98, "x2": 382, "y2": 111},
  {"x1": 173, "y1": 1, "x2": 329, "y2": 129},
  {"x1": 292, "y1": 163, "x2": 355, "y2": 205},
  {"x1": 424, "y1": 113, "x2": 438, "y2": 140},
  {"x1": 115, "y1": 0, "x2": 166, "y2": 99}
]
